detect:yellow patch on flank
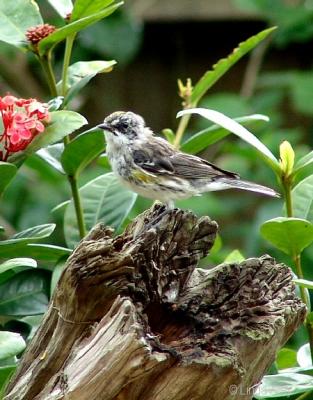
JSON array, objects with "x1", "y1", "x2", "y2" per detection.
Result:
[{"x1": 132, "y1": 169, "x2": 156, "y2": 183}]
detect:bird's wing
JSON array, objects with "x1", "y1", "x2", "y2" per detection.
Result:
[
  {"x1": 169, "y1": 152, "x2": 239, "y2": 180},
  {"x1": 132, "y1": 137, "x2": 239, "y2": 180}
]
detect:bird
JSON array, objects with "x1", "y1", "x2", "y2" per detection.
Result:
[{"x1": 98, "y1": 111, "x2": 279, "y2": 209}]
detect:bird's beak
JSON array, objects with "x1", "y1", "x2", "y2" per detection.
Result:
[{"x1": 97, "y1": 123, "x2": 117, "y2": 135}]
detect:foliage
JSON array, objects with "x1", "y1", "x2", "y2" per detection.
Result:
[{"x1": 0, "y1": 0, "x2": 312, "y2": 398}]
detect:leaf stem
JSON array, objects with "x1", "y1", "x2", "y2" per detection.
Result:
[
  {"x1": 61, "y1": 34, "x2": 76, "y2": 97},
  {"x1": 39, "y1": 51, "x2": 58, "y2": 97},
  {"x1": 68, "y1": 175, "x2": 86, "y2": 238},
  {"x1": 173, "y1": 114, "x2": 191, "y2": 149}
]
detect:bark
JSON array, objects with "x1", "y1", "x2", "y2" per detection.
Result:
[{"x1": 5, "y1": 204, "x2": 306, "y2": 400}]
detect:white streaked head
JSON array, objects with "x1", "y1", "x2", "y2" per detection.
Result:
[{"x1": 98, "y1": 111, "x2": 152, "y2": 147}]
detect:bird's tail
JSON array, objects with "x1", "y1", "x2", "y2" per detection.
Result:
[{"x1": 221, "y1": 178, "x2": 280, "y2": 198}]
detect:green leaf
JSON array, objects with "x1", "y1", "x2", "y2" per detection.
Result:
[
  {"x1": 38, "y1": 2, "x2": 123, "y2": 56},
  {"x1": 276, "y1": 348, "x2": 298, "y2": 370},
  {"x1": 97, "y1": 154, "x2": 111, "y2": 170},
  {"x1": 0, "y1": 258, "x2": 37, "y2": 274},
  {"x1": 254, "y1": 373, "x2": 313, "y2": 398},
  {"x1": 0, "y1": 331, "x2": 26, "y2": 360},
  {"x1": 46, "y1": 0, "x2": 73, "y2": 18},
  {"x1": 0, "y1": 270, "x2": 50, "y2": 316},
  {"x1": 178, "y1": 108, "x2": 279, "y2": 172},
  {"x1": 50, "y1": 258, "x2": 66, "y2": 294},
  {"x1": 224, "y1": 249, "x2": 245, "y2": 263},
  {"x1": 294, "y1": 279, "x2": 313, "y2": 290},
  {"x1": 59, "y1": 60, "x2": 116, "y2": 105},
  {"x1": 0, "y1": 0, "x2": 43, "y2": 48},
  {"x1": 0, "y1": 244, "x2": 71, "y2": 261},
  {"x1": 295, "y1": 151, "x2": 313, "y2": 175},
  {"x1": 71, "y1": 0, "x2": 115, "y2": 21},
  {"x1": 181, "y1": 114, "x2": 269, "y2": 154},
  {"x1": 297, "y1": 343, "x2": 312, "y2": 368},
  {"x1": 51, "y1": 200, "x2": 71, "y2": 214},
  {"x1": 61, "y1": 129, "x2": 105, "y2": 177},
  {"x1": 291, "y1": 175, "x2": 313, "y2": 223},
  {"x1": 190, "y1": 27, "x2": 276, "y2": 105},
  {"x1": 260, "y1": 217, "x2": 313, "y2": 256},
  {"x1": 13, "y1": 224, "x2": 55, "y2": 241},
  {"x1": 64, "y1": 173, "x2": 137, "y2": 248},
  {"x1": 36, "y1": 144, "x2": 65, "y2": 174},
  {"x1": 0, "y1": 162, "x2": 17, "y2": 196},
  {"x1": 0, "y1": 224, "x2": 55, "y2": 256},
  {"x1": 26, "y1": 111, "x2": 87, "y2": 154},
  {"x1": 0, "y1": 365, "x2": 16, "y2": 393},
  {"x1": 162, "y1": 129, "x2": 176, "y2": 144}
]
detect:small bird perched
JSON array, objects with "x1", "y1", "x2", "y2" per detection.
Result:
[{"x1": 98, "y1": 111, "x2": 279, "y2": 208}]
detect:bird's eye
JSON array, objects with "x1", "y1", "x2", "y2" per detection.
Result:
[{"x1": 119, "y1": 122, "x2": 128, "y2": 130}]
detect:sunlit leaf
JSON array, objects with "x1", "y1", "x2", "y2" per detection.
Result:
[
  {"x1": 0, "y1": 258, "x2": 37, "y2": 274},
  {"x1": 294, "y1": 279, "x2": 313, "y2": 291},
  {"x1": 0, "y1": 331, "x2": 26, "y2": 360},
  {"x1": 181, "y1": 114, "x2": 269, "y2": 154},
  {"x1": 178, "y1": 108, "x2": 279, "y2": 172},
  {"x1": 255, "y1": 373, "x2": 313, "y2": 398},
  {"x1": 36, "y1": 144, "x2": 65, "y2": 174},
  {"x1": 297, "y1": 343, "x2": 312, "y2": 368},
  {"x1": 260, "y1": 217, "x2": 313, "y2": 255}
]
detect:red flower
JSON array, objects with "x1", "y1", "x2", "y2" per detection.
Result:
[{"x1": 0, "y1": 95, "x2": 50, "y2": 161}]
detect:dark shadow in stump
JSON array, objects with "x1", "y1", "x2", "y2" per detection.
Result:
[{"x1": 5, "y1": 204, "x2": 306, "y2": 400}]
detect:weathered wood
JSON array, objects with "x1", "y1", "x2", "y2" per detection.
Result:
[{"x1": 5, "y1": 204, "x2": 306, "y2": 400}]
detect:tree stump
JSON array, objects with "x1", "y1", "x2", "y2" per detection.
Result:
[{"x1": 5, "y1": 204, "x2": 306, "y2": 400}]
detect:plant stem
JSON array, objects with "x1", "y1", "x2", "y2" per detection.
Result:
[
  {"x1": 283, "y1": 179, "x2": 293, "y2": 218},
  {"x1": 68, "y1": 175, "x2": 86, "y2": 238},
  {"x1": 173, "y1": 114, "x2": 191, "y2": 149},
  {"x1": 39, "y1": 51, "x2": 58, "y2": 97},
  {"x1": 283, "y1": 175, "x2": 313, "y2": 363},
  {"x1": 61, "y1": 34, "x2": 76, "y2": 97},
  {"x1": 60, "y1": 35, "x2": 86, "y2": 239}
]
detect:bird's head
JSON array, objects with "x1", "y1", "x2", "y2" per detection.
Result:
[{"x1": 98, "y1": 111, "x2": 149, "y2": 146}]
